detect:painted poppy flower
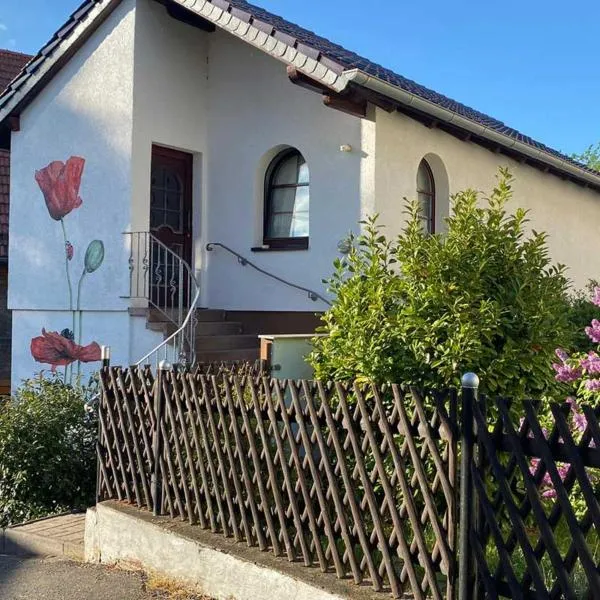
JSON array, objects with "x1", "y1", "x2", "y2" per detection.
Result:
[
  {"x1": 30, "y1": 328, "x2": 101, "y2": 371},
  {"x1": 35, "y1": 156, "x2": 85, "y2": 220}
]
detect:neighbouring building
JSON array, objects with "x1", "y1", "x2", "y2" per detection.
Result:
[
  {"x1": 0, "y1": 0, "x2": 599, "y2": 388},
  {"x1": 0, "y1": 49, "x2": 32, "y2": 392}
]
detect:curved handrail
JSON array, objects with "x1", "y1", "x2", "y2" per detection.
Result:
[
  {"x1": 135, "y1": 280, "x2": 200, "y2": 366},
  {"x1": 124, "y1": 231, "x2": 201, "y2": 366},
  {"x1": 206, "y1": 242, "x2": 331, "y2": 306}
]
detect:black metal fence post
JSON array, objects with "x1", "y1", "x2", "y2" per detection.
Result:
[
  {"x1": 458, "y1": 372, "x2": 479, "y2": 600},
  {"x1": 151, "y1": 360, "x2": 171, "y2": 516}
]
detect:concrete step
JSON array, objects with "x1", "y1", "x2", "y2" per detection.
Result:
[
  {"x1": 1, "y1": 513, "x2": 85, "y2": 560},
  {"x1": 195, "y1": 334, "x2": 259, "y2": 351},
  {"x1": 195, "y1": 321, "x2": 243, "y2": 336},
  {"x1": 195, "y1": 309, "x2": 226, "y2": 322},
  {"x1": 195, "y1": 348, "x2": 260, "y2": 363}
]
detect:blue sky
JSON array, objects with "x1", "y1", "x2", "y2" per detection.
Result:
[{"x1": 1, "y1": 0, "x2": 598, "y2": 156}]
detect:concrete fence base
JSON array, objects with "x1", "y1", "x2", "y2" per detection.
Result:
[{"x1": 85, "y1": 501, "x2": 380, "y2": 600}]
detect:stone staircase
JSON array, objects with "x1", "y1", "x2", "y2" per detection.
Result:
[{"x1": 146, "y1": 308, "x2": 261, "y2": 363}]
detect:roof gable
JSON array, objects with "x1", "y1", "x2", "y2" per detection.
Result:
[{"x1": 0, "y1": 0, "x2": 597, "y2": 189}]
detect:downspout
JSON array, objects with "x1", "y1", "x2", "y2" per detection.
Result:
[{"x1": 343, "y1": 69, "x2": 600, "y2": 189}]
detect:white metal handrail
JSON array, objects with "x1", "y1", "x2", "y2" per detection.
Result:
[{"x1": 125, "y1": 231, "x2": 200, "y2": 367}]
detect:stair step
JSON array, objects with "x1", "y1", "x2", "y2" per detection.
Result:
[
  {"x1": 147, "y1": 321, "x2": 168, "y2": 333},
  {"x1": 148, "y1": 308, "x2": 179, "y2": 324},
  {"x1": 195, "y1": 348, "x2": 260, "y2": 363},
  {"x1": 195, "y1": 334, "x2": 259, "y2": 351},
  {"x1": 195, "y1": 309, "x2": 226, "y2": 322},
  {"x1": 195, "y1": 321, "x2": 243, "y2": 336}
]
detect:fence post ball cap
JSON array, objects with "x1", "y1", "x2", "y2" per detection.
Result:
[
  {"x1": 158, "y1": 360, "x2": 172, "y2": 371},
  {"x1": 461, "y1": 372, "x2": 480, "y2": 389}
]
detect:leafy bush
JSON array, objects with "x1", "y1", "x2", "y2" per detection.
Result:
[
  {"x1": 0, "y1": 374, "x2": 97, "y2": 527},
  {"x1": 310, "y1": 169, "x2": 571, "y2": 398},
  {"x1": 567, "y1": 281, "x2": 600, "y2": 353}
]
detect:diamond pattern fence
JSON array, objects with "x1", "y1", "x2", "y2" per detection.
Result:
[
  {"x1": 97, "y1": 364, "x2": 600, "y2": 599},
  {"x1": 97, "y1": 365, "x2": 458, "y2": 600},
  {"x1": 468, "y1": 395, "x2": 600, "y2": 599}
]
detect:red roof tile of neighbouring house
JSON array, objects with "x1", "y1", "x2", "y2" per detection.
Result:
[
  {"x1": 0, "y1": 49, "x2": 31, "y2": 260},
  {"x1": 0, "y1": 50, "x2": 31, "y2": 93}
]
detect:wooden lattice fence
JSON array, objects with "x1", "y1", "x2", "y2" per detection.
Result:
[
  {"x1": 97, "y1": 366, "x2": 458, "y2": 600},
  {"x1": 97, "y1": 365, "x2": 600, "y2": 599}
]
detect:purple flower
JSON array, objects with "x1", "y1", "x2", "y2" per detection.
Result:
[
  {"x1": 585, "y1": 379, "x2": 600, "y2": 392},
  {"x1": 581, "y1": 352, "x2": 600, "y2": 374},
  {"x1": 553, "y1": 362, "x2": 582, "y2": 383},
  {"x1": 593, "y1": 286, "x2": 600, "y2": 307},
  {"x1": 566, "y1": 397, "x2": 589, "y2": 433},
  {"x1": 585, "y1": 319, "x2": 600, "y2": 343},
  {"x1": 555, "y1": 348, "x2": 569, "y2": 362}
]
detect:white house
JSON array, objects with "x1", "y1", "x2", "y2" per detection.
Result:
[{"x1": 1, "y1": 0, "x2": 599, "y2": 387}]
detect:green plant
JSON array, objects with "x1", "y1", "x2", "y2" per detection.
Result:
[
  {"x1": 310, "y1": 169, "x2": 571, "y2": 398},
  {"x1": 566, "y1": 280, "x2": 600, "y2": 353},
  {"x1": 0, "y1": 373, "x2": 98, "y2": 527}
]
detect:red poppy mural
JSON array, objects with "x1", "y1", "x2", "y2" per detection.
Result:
[
  {"x1": 32, "y1": 156, "x2": 105, "y2": 380},
  {"x1": 30, "y1": 329, "x2": 101, "y2": 372},
  {"x1": 34, "y1": 156, "x2": 85, "y2": 221}
]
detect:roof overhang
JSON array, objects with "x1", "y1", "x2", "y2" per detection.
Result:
[
  {"x1": 343, "y1": 69, "x2": 600, "y2": 190},
  {"x1": 0, "y1": 0, "x2": 598, "y2": 191}
]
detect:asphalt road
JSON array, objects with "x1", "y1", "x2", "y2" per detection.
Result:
[{"x1": 0, "y1": 554, "x2": 200, "y2": 600}]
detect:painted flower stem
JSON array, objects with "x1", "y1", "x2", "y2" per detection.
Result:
[
  {"x1": 60, "y1": 219, "x2": 74, "y2": 311},
  {"x1": 60, "y1": 219, "x2": 75, "y2": 383},
  {"x1": 76, "y1": 270, "x2": 87, "y2": 377}
]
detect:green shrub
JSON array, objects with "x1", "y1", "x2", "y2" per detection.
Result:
[
  {"x1": 310, "y1": 169, "x2": 571, "y2": 398},
  {"x1": 567, "y1": 280, "x2": 600, "y2": 353},
  {"x1": 0, "y1": 374, "x2": 97, "y2": 527}
]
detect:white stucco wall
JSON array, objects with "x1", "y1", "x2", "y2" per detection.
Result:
[
  {"x1": 373, "y1": 109, "x2": 600, "y2": 288},
  {"x1": 130, "y1": 0, "x2": 366, "y2": 312},
  {"x1": 204, "y1": 30, "x2": 364, "y2": 311},
  {"x1": 8, "y1": 0, "x2": 136, "y2": 386}
]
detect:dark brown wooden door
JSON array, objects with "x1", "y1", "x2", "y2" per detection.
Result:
[{"x1": 150, "y1": 145, "x2": 193, "y2": 309}]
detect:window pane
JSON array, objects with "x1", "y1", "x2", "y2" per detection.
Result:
[
  {"x1": 297, "y1": 160, "x2": 309, "y2": 185},
  {"x1": 292, "y1": 185, "x2": 310, "y2": 236},
  {"x1": 268, "y1": 212, "x2": 294, "y2": 238},
  {"x1": 150, "y1": 209, "x2": 162, "y2": 229},
  {"x1": 418, "y1": 192, "x2": 432, "y2": 219},
  {"x1": 273, "y1": 154, "x2": 300, "y2": 186},
  {"x1": 165, "y1": 190, "x2": 181, "y2": 211},
  {"x1": 417, "y1": 161, "x2": 433, "y2": 194},
  {"x1": 165, "y1": 211, "x2": 181, "y2": 232},
  {"x1": 270, "y1": 187, "x2": 297, "y2": 214}
]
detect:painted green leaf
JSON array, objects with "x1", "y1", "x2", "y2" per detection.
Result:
[{"x1": 84, "y1": 240, "x2": 104, "y2": 273}]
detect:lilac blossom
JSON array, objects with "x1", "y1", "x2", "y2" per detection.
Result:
[
  {"x1": 593, "y1": 286, "x2": 600, "y2": 307},
  {"x1": 585, "y1": 379, "x2": 600, "y2": 392},
  {"x1": 580, "y1": 351, "x2": 600, "y2": 374},
  {"x1": 555, "y1": 348, "x2": 569, "y2": 363},
  {"x1": 552, "y1": 362, "x2": 582, "y2": 383},
  {"x1": 585, "y1": 319, "x2": 600, "y2": 343},
  {"x1": 566, "y1": 397, "x2": 588, "y2": 434}
]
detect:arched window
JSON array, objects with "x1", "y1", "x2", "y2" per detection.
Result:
[
  {"x1": 417, "y1": 159, "x2": 435, "y2": 234},
  {"x1": 264, "y1": 149, "x2": 309, "y2": 249}
]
